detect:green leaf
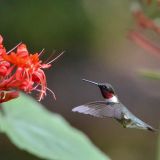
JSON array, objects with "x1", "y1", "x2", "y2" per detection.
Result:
[
  {"x1": 0, "y1": 93, "x2": 110, "y2": 160},
  {"x1": 157, "y1": 130, "x2": 160, "y2": 160},
  {"x1": 139, "y1": 70, "x2": 160, "y2": 80}
]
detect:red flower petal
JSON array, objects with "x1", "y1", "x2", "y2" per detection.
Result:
[
  {"x1": 0, "y1": 91, "x2": 19, "y2": 103},
  {"x1": 0, "y1": 35, "x2": 3, "y2": 44},
  {"x1": 128, "y1": 31, "x2": 160, "y2": 55}
]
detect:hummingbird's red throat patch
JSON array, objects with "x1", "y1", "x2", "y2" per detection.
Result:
[{"x1": 103, "y1": 92, "x2": 113, "y2": 99}]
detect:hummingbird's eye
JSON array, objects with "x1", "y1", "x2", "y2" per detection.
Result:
[{"x1": 103, "y1": 86, "x2": 106, "y2": 89}]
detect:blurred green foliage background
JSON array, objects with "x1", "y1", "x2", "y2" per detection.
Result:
[{"x1": 0, "y1": 0, "x2": 159, "y2": 160}]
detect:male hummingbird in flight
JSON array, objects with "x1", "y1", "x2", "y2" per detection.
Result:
[{"x1": 72, "y1": 79, "x2": 156, "y2": 132}]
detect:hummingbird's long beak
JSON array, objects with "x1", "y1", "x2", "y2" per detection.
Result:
[{"x1": 82, "y1": 79, "x2": 99, "y2": 85}]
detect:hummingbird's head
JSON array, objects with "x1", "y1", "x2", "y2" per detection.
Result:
[
  {"x1": 98, "y1": 83, "x2": 115, "y2": 99},
  {"x1": 82, "y1": 79, "x2": 116, "y2": 99}
]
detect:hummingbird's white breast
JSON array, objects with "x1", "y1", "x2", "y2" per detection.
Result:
[{"x1": 106, "y1": 95, "x2": 119, "y2": 103}]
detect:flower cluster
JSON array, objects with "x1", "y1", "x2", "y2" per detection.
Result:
[
  {"x1": 133, "y1": 11, "x2": 160, "y2": 34},
  {"x1": 128, "y1": 1, "x2": 160, "y2": 56},
  {"x1": 0, "y1": 35, "x2": 60, "y2": 103}
]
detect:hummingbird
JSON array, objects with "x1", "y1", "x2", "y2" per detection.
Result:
[{"x1": 72, "y1": 79, "x2": 156, "y2": 132}]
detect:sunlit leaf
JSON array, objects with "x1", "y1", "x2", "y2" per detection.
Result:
[
  {"x1": 0, "y1": 93, "x2": 110, "y2": 160},
  {"x1": 157, "y1": 130, "x2": 160, "y2": 160},
  {"x1": 139, "y1": 69, "x2": 160, "y2": 80}
]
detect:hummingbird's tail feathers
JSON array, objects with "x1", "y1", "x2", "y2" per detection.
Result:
[
  {"x1": 82, "y1": 79, "x2": 99, "y2": 85},
  {"x1": 126, "y1": 119, "x2": 157, "y2": 132},
  {"x1": 135, "y1": 118, "x2": 158, "y2": 132},
  {"x1": 147, "y1": 126, "x2": 158, "y2": 132},
  {"x1": 72, "y1": 101, "x2": 115, "y2": 118}
]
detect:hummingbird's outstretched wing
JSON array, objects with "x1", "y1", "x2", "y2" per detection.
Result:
[
  {"x1": 72, "y1": 102, "x2": 157, "y2": 132},
  {"x1": 72, "y1": 101, "x2": 116, "y2": 118}
]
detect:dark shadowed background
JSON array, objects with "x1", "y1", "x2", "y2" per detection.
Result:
[{"x1": 0, "y1": 0, "x2": 159, "y2": 160}]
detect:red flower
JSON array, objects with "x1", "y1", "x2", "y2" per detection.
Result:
[
  {"x1": 128, "y1": 31, "x2": 160, "y2": 56},
  {"x1": 133, "y1": 11, "x2": 160, "y2": 34},
  {"x1": 0, "y1": 35, "x2": 62, "y2": 103},
  {"x1": 129, "y1": 4, "x2": 160, "y2": 56}
]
